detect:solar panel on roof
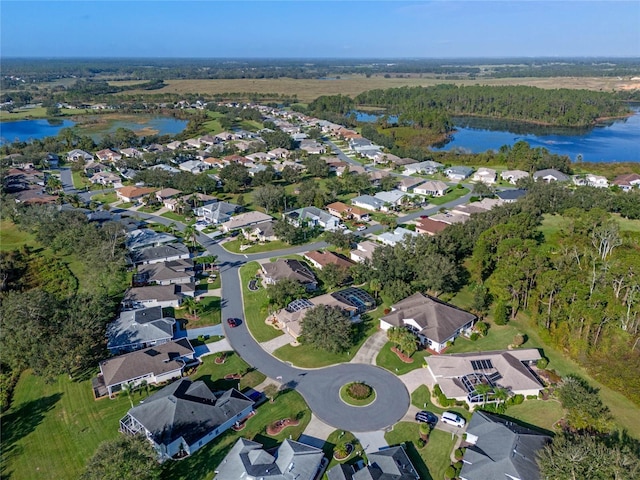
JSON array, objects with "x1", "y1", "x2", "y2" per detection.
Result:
[{"x1": 471, "y1": 359, "x2": 493, "y2": 371}]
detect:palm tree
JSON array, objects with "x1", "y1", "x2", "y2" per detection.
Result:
[
  {"x1": 121, "y1": 382, "x2": 135, "y2": 408},
  {"x1": 475, "y1": 383, "x2": 493, "y2": 407},
  {"x1": 493, "y1": 386, "x2": 509, "y2": 406},
  {"x1": 369, "y1": 279, "x2": 381, "y2": 300},
  {"x1": 183, "y1": 225, "x2": 198, "y2": 248},
  {"x1": 181, "y1": 296, "x2": 200, "y2": 319},
  {"x1": 46, "y1": 176, "x2": 63, "y2": 194}
]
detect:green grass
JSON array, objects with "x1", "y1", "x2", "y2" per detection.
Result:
[
  {"x1": 444, "y1": 323, "x2": 521, "y2": 354},
  {"x1": 411, "y1": 385, "x2": 431, "y2": 409},
  {"x1": 322, "y1": 430, "x2": 366, "y2": 473},
  {"x1": 239, "y1": 262, "x2": 284, "y2": 342},
  {"x1": 0, "y1": 107, "x2": 80, "y2": 120},
  {"x1": 428, "y1": 187, "x2": 470, "y2": 205},
  {"x1": 119, "y1": 202, "x2": 134, "y2": 209},
  {"x1": 540, "y1": 213, "x2": 640, "y2": 242},
  {"x1": 505, "y1": 399, "x2": 564, "y2": 432},
  {"x1": 71, "y1": 170, "x2": 91, "y2": 189},
  {"x1": 0, "y1": 220, "x2": 38, "y2": 251},
  {"x1": 385, "y1": 422, "x2": 458, "y2": 480},
  {"x1": 223, "y1": 239, "x2": 292, "y2": 254},
  {"x1": 339, "y1": 383, "x2": 376, "y2": 407},
  {"x1": 137, "y1": 205, "x2": 163, "y2": 214},
  {"x1": 92, "y1": 192, "x2": 117, "y2": 204},
  {"x1": 175, "y1": 296, "x2": 222, "y2": 327},
  {"x1": 273, "y1": 312, "x2": 380, "y2": 368},
  {"x1": 0, "y1": 353, "x2": 269, "y2": 480},
  {"x1": 161, "y1": 211, "x2": 190, "y2": 223},
  {"x1": 376, "y1": 342, "x2": 431, "y2": 375}
]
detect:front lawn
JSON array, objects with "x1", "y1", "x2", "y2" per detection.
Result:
[
  {"x1": 161, "y1": 211, "x2": 191, "y2": 223},
  {"x1": 322, "y1": 430, "x2": 366, "y2": 471},
  {"x1": 273, "y1": 314, "x2": 379, "y2": 368},
  {"x1": 223, "y1": 238, "x2": 292, "y2": 254},
  {"x1": 411, "y1": 385, "x2": 431, "y2": 409},
  {"x1": 190, "y1": 351, "x2": 265, "y2": 392},
  {"x1": 91, "y1": 192, "x2": 117, "y2": 204},
  {"x1": 175, "y1": 296, "x2": 221, "y2": 327},
  {"x1": 385, "y1": 422, "x2": 458, "y2": 480},
  {"x1": 428, "y1": 186, "x2": 470, "y2": 205},
  {"x1": 239, "y1": 262, "x2": 283, "y2": 342},
  {"x1": 376, "y1": 342, "x2": 430, "y2": 375},
  {"x1": 71, "y1": 170, "x2": 91, "y2": 189}
]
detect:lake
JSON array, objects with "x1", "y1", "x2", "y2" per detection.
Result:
[
  {"x1": 0, "y1": 116, "x2": 188, "y2": 145},
  {"x1": 0, "y1": 119, "x2": 76, "y2": 144},
  {"x1": 356, "y1": 108, "x2": 640, "y2": 163}
]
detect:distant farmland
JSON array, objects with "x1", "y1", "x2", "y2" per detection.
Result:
[{"x1": 113, "y1": 74, "x2": 636, "y2": 102}]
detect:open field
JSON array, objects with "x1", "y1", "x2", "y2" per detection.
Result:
[
  {"x1": 0, "y1": 220, "x2": 38, "y2": 251},
  {"x1": 121, "y1": 75, "x2": 638, "y2": 102}
]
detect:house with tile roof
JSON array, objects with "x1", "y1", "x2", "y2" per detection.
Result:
[
  {"x1": 380, "y1": 293, "x2": 476, "y2": 352},
  {"x1": 116, "y1": 186, "x2": 156, "y2": 203},
  {"x1": 303, "y1": 250, "x2": 354, "y2": 270},
  {"x1": 612, "y1": 173, "x2": 640, "y2": 191},
  {"x1": 414, "y1": 180, "x2": 449, "y2": 197},
  {"x1": 120, "y1": 378, "x2": 253, "y2": 461}
]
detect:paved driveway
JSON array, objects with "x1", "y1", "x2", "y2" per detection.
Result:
[
  {"x1": 353, "y1": 430, "x2": 388, "y2": 453},
  {"x1": 350, "y1": 330, "x2": 387, "y2": 365}
]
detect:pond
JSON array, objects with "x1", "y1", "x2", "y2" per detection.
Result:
[
  {"x1": 0, "y1": 119, "x2": 76, "y2": 144},
  {"x1": 355, "y1": 108, "x2": 640, "y2": 163},
  {"x1": 0, "y1": 115, "x2": 188, "y2": 145}
]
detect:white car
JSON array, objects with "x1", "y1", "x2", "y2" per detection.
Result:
[
  {"x1": 357, "y1": 225, "x2": 367, "y2": 232},
  {"x1": 441, "y1": 411, "x2": 466, "y2": 428}
]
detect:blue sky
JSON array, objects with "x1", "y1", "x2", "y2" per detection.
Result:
[{"x1": 2, "y1": 1, "x2": 639, "y2": 58}]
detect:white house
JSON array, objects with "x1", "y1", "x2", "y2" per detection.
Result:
[
  {"x1": 472, "y1": 168, "x2": 497, "y2": 185},
  {"x1": 445, "y1": 166, "x2": 474, "y2": 181},
  {"x1": 414, "y1": 180, "x2": 449, "y2": 196},
  {"x1": 501, "y1": 169, "x2": 529, "y2": 185}
]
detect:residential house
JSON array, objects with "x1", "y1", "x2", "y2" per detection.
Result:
[
  {"x1": 44, "y1": 153, "x2": 60, "y2": 168},
  {"x1": 397, "y1": 176, "x2": 424, "y2": 192},
  {"x1": 572, "y1": 173, "x2": 609, "y2": 188},
  {"x1": 247, "y1": 164, "x2": 268, "y2": 177},
  {"x1": 374, "y1": 190, "x2": 406, "y2": 210},
  {"x1": 97, "y1": 338, "x2": 195, "y2": 397},
  {"x1": 246, "y1": 152, "x2": 270, "y2": 163},
  {"x1": 268, "y1": 147, "x2": 290, "y2": 159},
  {"x1": 95, "y1": 149, "x2": 122, "y2": 163},
  {"x1": 450, "y1": 203, "x2": 493, "y2": 217},
  {"x1": 612, "y1": 173, "x2": 640, "y2": 191},
  {"x1": 496, "y1": 189, "x2": 527, "y2": 203},
  {"x1": 151, "y1": 163, "x2": 180, "y2": 174},
  {"x1": 178, "y1": 160, "x2": 209, "y2": 174},
  {"x1": 272, "y1": 287, "x2": 375, "y2": 338},
  {"x1": 349, "y1": 240, "x2": 379, "y2": 263},
  {"x1": 107, "y1": 306, "x2": 176, "y2": 354},
  {"x1": 220, "y1": 211, "x2": 272, "y2": 233},
  {"x1": 242, "y1": 220, "x2": 277, "y2": 243},
  {"x1": 83, "y1": 161, "x2": 110, "y2": 177},
  {"x1": 472, "y1": 167, "x2": 497, "y2": 185},
  {"x1": 137, "y1": 260, "x2": 195, "y2": 286},
  {"x1": 416, "y1": 217, "x2": 449, "y2": 236},
  {"x1": 533, "y1": 169, "x2": 570, "y2": 183},
  {"x1": 129, "y1": 243, "x2": 191, "y2": 266},
  {"x1": 155, "y1": 188, "x2": 183, "y2": 204},
  {"x1": 403, "y1": 160, "x2": 444, "y2": 176},
  {"x1": 198, "y1": 134, "x2": 217, "y2": 146},
  {"x1": 286, "y1": 206, "x2": 342, "y2": 231},
  {"x1": 459, "y1": 411, "x2": 551, "y2": 480},
  {"x1": 165, "y1": 140, "x2": 182, "y2": 151},
  {"x1": 214, "y1": 132, "x2": 235, "y2": 142},
  {"x1": 326, "y1": 202, "x2": 370, "y2": 221},
  {"x1": 429, "y1": 212, "x2": 469, "y2": 225},
  {"x1": 126, "y1": 228, "x2": 178, "y2": 251},
  {"x1": 377, "y1": 227, "x2": 419, "y2": 247},
  {"x1": 445, "y1": 166, "x2": 474, "y2": 181},
  {"x1": 67, "y1": 149, "x2": 93, "y2": 163},
  {"x1": 351, "y1": 194, "x2": 384, "y2": 212},
  {"x1": 379, "y1": 292, "x2": 477, "y2": 353},
  {"x1": 122, "y1": 284, "x2": 189, "y2": 309},
  {"x1": 414, "y1": 180, "x2": 449, "y2": 197},
  {"x1": 183, "y1": 138, "x2": 202, "y2": 149},
  {"x1": 303, "y1": 250, "x2": 354, "y2": 271},
  {"x1": 213, "y1": 438, "x2": 325, "y2": 480},
  {"x1": 367, "y1": 170, "x2": 391, "y2": 186},
  {"x1": 261, "y1": 259, "x2": 318, "y2": 291},
  {"x1": 120, "y1": 147, "x2": 143, "y2": 158},
  {"x1": 501, "y1": 169, "x2": 529, "y2": 185},
  {"x1": 427, "y1": 349, "x2": 544, "y2": 405},
  {"x1": 116, "y1": 186, "x2": 156, "y2": 203},
  {"x1": 389, "y1": 156, "x2": 418, "y2": 167},
  {"x1": 90, "y1": 171, "x2": 121, "y2": 186},
  {"x1": 327, "y1": 445, "x2": 419, "y2": 480},
  {"x1": 120, "y1": 378, "x2": 253, "y2": 461},
  {"x1": 145, "y1": 144, "x2": 168, "y2": 154},
  {"x1": 299, "y1": 139, "x2": 325, "y2": 155},
  {"x1": 195, "y1": 201, "x2": 239, "y2": 224}
]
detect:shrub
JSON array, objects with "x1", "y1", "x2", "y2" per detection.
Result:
[
  {"x1": 507, "y1": 394, "x2": 525, "y2": 405},
  {"x1": 454, "y1": 461, "x2": 463, "y2": 474},
  {"x1": 526, "y1": 395, "x2": 538, "y2": 400},
  {"x1": 513, "y1": 333, "x2": 526, "y2": 346},
  {"x1": 454, "y1": 448, "x2": 466, "y2": 460},
  {"x1": 537, "y1": 357, "x2": 549, "y2": 369},
  {"x1": 494, "y1": 301, "x2": 509, "y2": 325},
  {"x1": 475, "y1": 321, "x2": 488, "y2": 336},
  {"x1": 470, "y1": 332, "x2": 480, "y2": 341},
  {"x1": 433, "y1": 384, "x2": 455, "y2": 407},
  {"x1": 417, "y1": 438, "x2": 426, "y2": 448},
  {"x1": 444, "y1": 465, "x2": 457, "y2": 479},
  {"x1": 347, "y1": 382, "x2": 372, "y2": 400},
  {"x1": 419, "y1": 422, "x2": 432, "y2": 436}
]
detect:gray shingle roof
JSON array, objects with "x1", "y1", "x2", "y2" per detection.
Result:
[
  {"x1": 129, "y1": 243, "x2": 190, "y2": 265},
  {"x1": 215, "y1": 438, "x2": 324, "y2": 480},
  {"x1": 107, "y1": 306, "x2": 175, "y2": 351},
  {"x1": 100, "y1": 338, "x2": 194, "y2": 388},
  {"x1": 262, "y1": 259, "x2": 317, "y2": 286},
  {"x1": 381, "y1": 293, "x2": 476, "y2": 343},
  {"x1": 126, "y1": 378, "x2": 253, "y2": 449},
  {"x1": 460, "y1": 411, "x2": 551, "y2": 480},
  {"x1": 353, "y1": 446, "x2": 419, "y2": 480}
]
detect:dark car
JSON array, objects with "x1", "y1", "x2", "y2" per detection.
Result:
[
  {"x1": 227, "y1": 317, "x2": 241, "y2": 328},
  {"x1": 415, "y1": 411, "x2": 438, "y2": 426}
]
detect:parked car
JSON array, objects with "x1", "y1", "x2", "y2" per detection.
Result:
[
  {"x1": 357, "y1": 225, "x2": 367, "y2": 231},
  {"x1": 227, "y1": 317, "x2": 241, "y2": 328},
  {"x1": 441, "y1": 411, "x2": 466, "y2": 428},
  {"x1": 415, "y1": 411, "x2": 438, "y2": 426}
]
